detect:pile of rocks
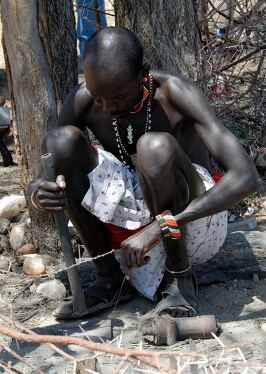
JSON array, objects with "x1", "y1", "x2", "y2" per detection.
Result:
[
  {"x1": 0, "y1": 194, "x2": 30, "y2": 259},
  {"x1": 0, "y1": 194, "x2": 67, "y2": 300}
]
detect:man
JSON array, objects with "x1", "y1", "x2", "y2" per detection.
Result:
[
  {"x1": 28, "y1": 27, "x2": 260, "y2": 320},
  {"x1": 76, "y1": 0, "x2": 107, "y2": 58},
  {"x1": 0, "y1": 96, "x2": 13, "y2": 167}
]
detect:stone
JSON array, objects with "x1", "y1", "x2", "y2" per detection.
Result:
[
  {"x1": 260, "y1": 323, "x2": 266, "y2": 332},
  {"x1": 0, "y1": 218, "x2": 10, "y2": 234},
  {"x1": 35, "y1": 279, "x2": 67, "y2": 300},
  {"x1": 0, "y1": 195, "x2": 27, "y2": 220},
  {"x1": 16, "y1": 243, "x2": 37, "y2": 255},
  {"x1": 23, "y1": 255, "x2": 45, "y2": 276},
  {"x1": 12, "y1": 210, "x2": 29, "y2": 224},
  {"x1": 9, "y1": 221, "x2": 30, "y2": 250},
  {"x1": 0, "y1": 255, "x2": 10, "y2": 271},
  {"x1": 253, "y1": 273, "x2": 260, "y2": 283},
  {"x1": 0, "y1": 234, "x2": 10, "y2": 252}
]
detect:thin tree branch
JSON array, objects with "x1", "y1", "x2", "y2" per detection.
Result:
[
  {"x1": 0, "y1": 361, "x2": 24, "y2": 374},
  {"x1": 214, "y1": 45, "x2": 265, "y2": 74},
  {"x1": 0, "y1": 344, "x2": 45, "y2": 374},
  {"x1": 0, "y1": 326, "x2": 163, "y2": 371},
  {"x1": 74, "y1": 4, "x2": 115, "y2": 17},
  {"x1": 0, "y1": 314, "x2": 75, "y2": 363}
]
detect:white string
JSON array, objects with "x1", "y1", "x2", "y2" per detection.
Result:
[{"x1": 165, "y1": 261, "x2": 191, "y2": 275}]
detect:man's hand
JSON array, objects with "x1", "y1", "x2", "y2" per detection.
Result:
[
  {"x1": 35, "y1": 175, "x2": 67, "y2": 212},
  {"x1": 120, "y1": 221, "x2": 162, "y2": 279}
]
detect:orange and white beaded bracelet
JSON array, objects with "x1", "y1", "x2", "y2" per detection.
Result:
[{"x1": 155, "y1": 210, "x2": 181, "y2": 240}]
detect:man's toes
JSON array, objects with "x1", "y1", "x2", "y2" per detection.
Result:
[{"x1": 163, "y1": 307, "x2": 195, "y2": 318}]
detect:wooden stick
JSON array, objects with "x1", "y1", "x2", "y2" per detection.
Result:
[
  {"x1": 0, "y1": 361, "x2": 23, "y2": 374},
  {"x1": 12, "y1": 281, "x2": 33, "y2": 302},
  {"x1": 0, "y1": 344, "x2": 45, "y2": 374},
  {"x1": 0, "y1": 314, "x2": 75, "y2": 363},
  {"x1": 0, "y1": 325, "x2": 170, "y2": 371}
]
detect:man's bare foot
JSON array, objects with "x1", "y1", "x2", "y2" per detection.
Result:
[
  {"x1": 53, "y1": 271, "x2": 133, "y2": 320},
  {"x1": 155, "y1": 269, "x2": 197, "y2": 318}
]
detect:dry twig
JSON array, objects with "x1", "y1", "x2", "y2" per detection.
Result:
[
  {"x1": 0, "y1": 343, "x2": 45, "y2": 374},
  {"x1": 0, "y1": 314, "x2": 75, "y2": 363}
]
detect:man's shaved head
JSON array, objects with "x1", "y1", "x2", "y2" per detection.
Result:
[{"x1": 83, "y1": 27, "x2": 143, "y2": 78}]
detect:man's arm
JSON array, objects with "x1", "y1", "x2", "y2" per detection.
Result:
[
  {"x1": 167, "y1": 76, "x2": 261, "y2": 224},
  {"x1": 120, "y1": 77, "x2": 261, "y2": 273}
]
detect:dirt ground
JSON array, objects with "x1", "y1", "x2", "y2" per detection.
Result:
[{"x1": 0, "y1": 149, "x2": 266, "y2": 373}]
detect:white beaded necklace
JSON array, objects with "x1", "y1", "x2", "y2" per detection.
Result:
[{"x1": 112, "y1": 72, "x2": 154, "y2": 170}]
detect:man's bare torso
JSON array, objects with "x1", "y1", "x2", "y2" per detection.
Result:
[{"x1": 58, "y1": 70, "x2": 211, "y2": 170}]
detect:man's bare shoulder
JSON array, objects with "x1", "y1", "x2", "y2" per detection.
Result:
[
  {"x1": 151, "y1": 70, "x2": 192, "y2": 91},
  {"x1": 58, "y1": 82, "x2": 93, "y2": 128},
  {"x1": 70, "y1": 82, "x2": 93, "y2": 111},
  {"x1": 152, "y1": 69, "x2": 206, "y2": 118}
]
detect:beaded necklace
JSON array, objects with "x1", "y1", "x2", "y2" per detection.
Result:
[{"x1": 112, "y1": 72, "x2": 154, "y2": 170}]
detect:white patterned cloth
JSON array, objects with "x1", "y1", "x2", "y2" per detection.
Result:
[{"x1": 82, "y1": 148, "x2": 227, "y2": 300}]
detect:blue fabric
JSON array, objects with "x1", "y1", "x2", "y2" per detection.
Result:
[{"x1": 76, "y1": 0, "x2": 107, "y2": 57}]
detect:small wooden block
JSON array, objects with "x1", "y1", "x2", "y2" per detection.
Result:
[{"x1": 74, "y1": 356, "x2": 101, "y2": 373}]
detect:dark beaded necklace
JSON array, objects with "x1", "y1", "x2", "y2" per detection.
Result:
[{"x1": 112, "y1": 72, "x2": 154, "y2": 170}]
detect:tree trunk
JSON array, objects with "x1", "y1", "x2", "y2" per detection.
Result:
[
  {"x1": 114, "y1": 0, "x2": 202, "y2": 82},
  {"x1": 1, "y1": 0, "x2": 77, "y2": 254}
]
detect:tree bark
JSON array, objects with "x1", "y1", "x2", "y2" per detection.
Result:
[
  {"x1": 114, "y1": 0, "x2": 202, "y2": 82},
  {"x1": 1, "y1": 0, "x2": 77, "y2": 253}
]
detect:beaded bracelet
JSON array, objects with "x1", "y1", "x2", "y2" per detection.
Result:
[
  {"x1": 155, "y1": 210, "x2": 181, "y2": 240},
  {"x1": 30, "y1": 190, "x2": 43, "y2": 211}
]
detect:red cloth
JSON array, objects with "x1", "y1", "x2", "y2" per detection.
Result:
[
  {"x1": 105, "y1": 223, "x2": 147, "y2": 250},
  {"x1": 211, "y1": 171, "x2": 224, "y2": 183},
  {"x1": 105, "y1": 171, "x2": 224, "y2": 249}
]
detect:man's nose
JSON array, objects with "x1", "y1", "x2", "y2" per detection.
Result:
[{"x1": 102, "y1": 99, "x2": 117, "y2": 114}]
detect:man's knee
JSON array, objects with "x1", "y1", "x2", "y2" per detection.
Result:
[
  {"x1": 43, "y1": 125, "x2": 87, "y2": 168},
  {"x1": 136, "y1": 132, "x2": 177, "y2": 172}
]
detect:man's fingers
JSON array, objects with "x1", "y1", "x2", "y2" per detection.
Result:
[
  {"x1": 124, "y1": 248, "x2": 132, "y2": 268},
  {"x1": 38, "y1": 190, "x2": 66, "y2": 199},
  {"x1": 121, "y1": 251, "x2": 132, "y2": 280},
  {"x1": 39, "y1": 180, "x2": 62, "y2": 192},
  {"x1": 129, "y1": 250, "x2": 138, "y2": 268},
  {"x1": 38, "y1": 175, "x2": 66, "y2": 191},
  {"x1": 41, "y1": 199, "x2": 67, "y2": 207},
  {"x1": 56, "y1": 175, "x2": 66, "y2": 189},
  {"x1": 124, "y1": 247, "x2": 138, "y2": 268},
  {"x1": 45, "y1": 206, "x2": 66, "y2": 212},
  {"x1": 136, "y1": 251, "x2": 146, "y2": 266}
]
